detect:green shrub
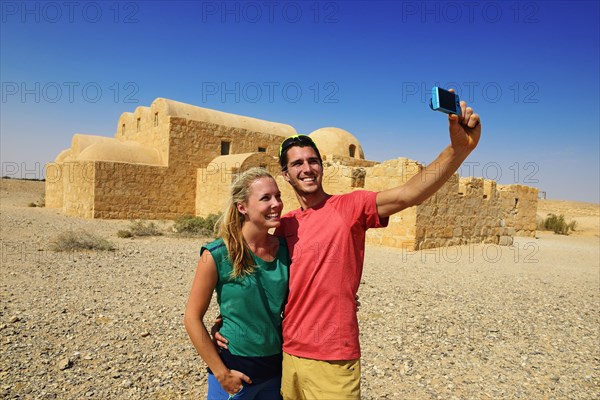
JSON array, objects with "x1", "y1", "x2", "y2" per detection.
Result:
[
  {"x1": 128, "y1": 220, "x2": 163, "y2": 237},
  {"x1": 50, "y1": 230, "x2": 115, "y2": 252},
  {"x1": 116, "y1": 220, "x2": 163, "y2": 238},
  {"x1": 117, "y1": 230, "x2": 134, "y2": 238},
  {"x1": 541, "y1": 213, "x2": 576, "y2": 235},
  {"x1": 173, "y1": 214, "x2": 221, "y2": 237}
]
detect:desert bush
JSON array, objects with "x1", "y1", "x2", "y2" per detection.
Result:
[
  {"x1": 541, "y1": 213, "x2": 576, "y2": 235},
  {"x1": 128, "y1": 220, "x2": 163, "y2": 236},
  {"x1": 117, "y1": 220, "x2": 163, "y2": 238},
  {"x1": 117, "y1": 230, "x2": 134, "y2": 238},
  {"x1": 50, "y1": 230, "x2": 115, "y2": 251},
  {"x1": 173, "y1": 214, "x2": 221, "y2": 237}
]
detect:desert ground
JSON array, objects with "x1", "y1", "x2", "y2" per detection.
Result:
[{"x1": 1, "y1": 178, "x2": 598, "y2": 399}]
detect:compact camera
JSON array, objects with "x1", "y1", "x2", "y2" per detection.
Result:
[{"x1": 430, "y1": 86, "x2": 461, "y2": 116}]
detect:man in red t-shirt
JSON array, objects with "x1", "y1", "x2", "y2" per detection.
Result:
[{"x1": 274, "y1": 101, "x2": 481, "y2": 399}]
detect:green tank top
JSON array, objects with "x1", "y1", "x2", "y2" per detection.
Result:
[{"x1": 201, "y1": 237, "x2": 289, "y2": 357}]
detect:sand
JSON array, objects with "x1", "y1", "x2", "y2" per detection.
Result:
[{"x1": 1, "y1": 179, "x2": 598, "y2": 399}]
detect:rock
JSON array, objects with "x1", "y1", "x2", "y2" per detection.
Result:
[{"x1": 57, "y1": 358, "x2": 72, "y2": 370}]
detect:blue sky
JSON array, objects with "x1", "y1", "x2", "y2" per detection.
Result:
[{"x1": 1, "y1": 0, "x2": 599, "y2": 202}]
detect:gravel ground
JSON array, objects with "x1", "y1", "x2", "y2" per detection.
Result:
[{"x1": 1, "y1": 179, "x2": 599, "y2": 399}]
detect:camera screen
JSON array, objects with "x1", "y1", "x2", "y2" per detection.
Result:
[{"x1": 439, "y1": 89, "x2": 457, "y2": 111}]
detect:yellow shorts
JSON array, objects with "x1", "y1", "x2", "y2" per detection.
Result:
[{"x1": 281, "y1": 352, "x2": 361, "y2": 400}]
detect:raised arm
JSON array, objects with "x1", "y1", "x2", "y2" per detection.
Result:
[
  {"x1": 376, "y1": 98, "x2": 481, "y2": 218},
  {"x1": 184, "y1": 251, "x2": 251, "y2": 394}
]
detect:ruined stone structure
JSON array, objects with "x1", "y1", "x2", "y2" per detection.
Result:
[{"x1": 47, "y1": 98, "x2": 538, "y2": 250}]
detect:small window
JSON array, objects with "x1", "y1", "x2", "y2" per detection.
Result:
[
  {"x1": 258, "y1": 147, "x2": 266, "y2": 153},
  {"x1": 136, "y1": 118, "x2": 141, "y2": 132},
  {"x1": 154, "y1": 113, "x2": 159, "y2": 127},
  {"x1": 221, "y1": 141, "x2": 231, "y2": 155},
  {"x1": 514, "y1": 198, "x2": 519, "y2": 207},
  {"x1": 349, "y1": 144, "x2": 356, "y2": 158},
  {"x1": 122, "y1": 123, "x2": 126, "y2": 134}
]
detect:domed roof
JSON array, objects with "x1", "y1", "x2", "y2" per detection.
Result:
[
  {"x1": 76, "y1": 140, "x2": 162, "y2": 165},
  {"x1": 308, "y1": 127, "x2": 365, "y2": 159}
]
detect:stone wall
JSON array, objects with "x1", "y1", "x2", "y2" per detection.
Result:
[
  {"x1": 360, "y1": 158, "x2": 423, "y2": 248},
  {"x1": 92, "y1": 163, "x2": 175, "y2": 219},
  {"x1": 498, "y1": 184, "x2": 539, "y2": 237},
  {"x1": 61, "y1": 161, "x2": 96, "y2": 219},
  {"x1": 46, "y1": 98, "x2": 539, "y2": 250},
  {"x1": 44, "y1": 162, "x2": 64, "y2": 209},
  {"x1": 414, "y1": 177, "x2": 505, "y2": 249},
  {"x1": 196, "y1": 153, "x2": 280, "y2": 217}
]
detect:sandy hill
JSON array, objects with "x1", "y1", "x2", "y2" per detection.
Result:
[{"x1": 537, "y1": 199, "x2": 599, "y2": 237}]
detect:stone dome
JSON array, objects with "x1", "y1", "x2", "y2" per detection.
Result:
[
  {"x1": 308, "y1": 127, "x2": 365, "y2": 159},
  {"x1": 76, "y1": 140, "x2": 162, "y2": 165}
]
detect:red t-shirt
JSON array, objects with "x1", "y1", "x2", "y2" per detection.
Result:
[{"x1": 275, "y1": 191, "x2": 388, "y2": 360}]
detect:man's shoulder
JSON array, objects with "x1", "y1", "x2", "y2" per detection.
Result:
[
  {"x1": 331, "y1": 190, "x2": 378, "y2": 204},
  {"x1": 281, "y1": 208, "x2": 302, "y2": 219}
]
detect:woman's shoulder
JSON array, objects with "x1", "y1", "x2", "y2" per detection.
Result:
[{"x1": 201, "y1": 237, "x2": 226, "y2": 255}]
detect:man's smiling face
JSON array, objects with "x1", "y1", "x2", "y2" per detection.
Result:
[{"x1": 282, "y1": 146, "x2": 324, "y2": 196}]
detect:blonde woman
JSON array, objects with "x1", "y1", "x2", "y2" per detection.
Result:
[{"x1": 185, "y1": 168, "x2": 289, "y2": 399}]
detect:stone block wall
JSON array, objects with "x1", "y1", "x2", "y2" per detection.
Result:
[
  {"x1": 196, "y1": 153, "x2": 280, "y2": 217},
  {"x1": 92, "y1": 162, "x2": 177, "y2": 219},
  {"x1": 61, "y1": 161, "x2": 96, "y2": 219},
  {"x1": 169, "y1": 117, "x2": 283, "y2": 168},
  {"x1": 362, "y1": 158, "x2": 423, "y2": 248},
  {"x1": 498, "y1": 184, "x2": 539, "y2": 237},
  {"x1": 414, "y1": 177, "x2": 507, "y2": 249},
  {"x1": 44, "y1": 162, "x2": 64, "y2": 209}
]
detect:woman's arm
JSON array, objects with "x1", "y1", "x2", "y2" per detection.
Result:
[{"x1": 184, "y1": 251, "x2": 251, "y2": 394}]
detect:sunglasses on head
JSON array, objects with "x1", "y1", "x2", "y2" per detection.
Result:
[{"x1": 279, "y1": 135, "x2": 315, "y2": 157}]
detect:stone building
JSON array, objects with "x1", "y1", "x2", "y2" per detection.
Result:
[{"x1": 46, "y1": 98, "x2": 538, "y2": 250}]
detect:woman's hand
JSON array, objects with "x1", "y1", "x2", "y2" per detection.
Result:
[{"x1": 217, "y1": 369, "x2": 252, "y2": 395}]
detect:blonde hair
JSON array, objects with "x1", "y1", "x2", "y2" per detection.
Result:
[{"x1": 216, "y1": 167, "x2": 275, "y2": 278}]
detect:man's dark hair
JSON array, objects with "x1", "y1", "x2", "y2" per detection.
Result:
[{"x1": 279, "y1": 135, "x2": 323, "y2": 171}]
